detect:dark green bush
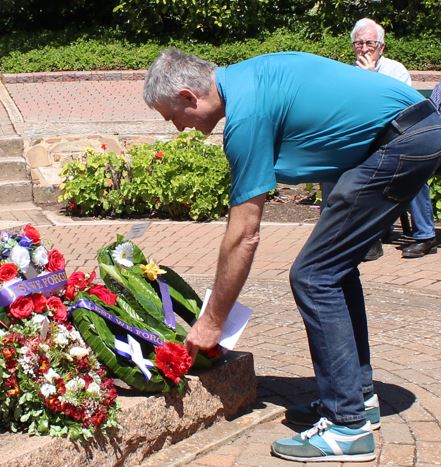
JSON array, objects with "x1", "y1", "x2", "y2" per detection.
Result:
[
  {"x1": 428, "y1": 176, "x2": 441, "y2": 221},
  {"x1": 1, "y1": 29, "x2": 439, "y2": 73},
  {"x1": 59, "y1": 131, "x2": 230, "y2": 221}
]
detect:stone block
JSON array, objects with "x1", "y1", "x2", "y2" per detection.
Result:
[
  {"x1": 0, "y1": 180, "x2": 32, "y2": 202},
  {"x1": 0, "y1": 137, "x2": 24, "y2": 158},
  {"x1": 32, "y1": 184, "x2": 61, "y2": 205},
  {"x1": 0, "y1": 158, "x2": 28, "y2": 181},
  {"x1": 0, "y1": 351, "x2": 256, "y2": 467},
  {"x1": 26, "y1": 145, "x2": 51, "y2": 168}
]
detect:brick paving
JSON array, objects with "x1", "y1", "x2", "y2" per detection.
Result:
[{"x1": 0, "y1": 70, "x2": 441, "y2": 466}]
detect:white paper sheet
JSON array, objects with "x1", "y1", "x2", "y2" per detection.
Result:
[{"x1": 199, "y1": 288, "x2": 253, "y2": 350}]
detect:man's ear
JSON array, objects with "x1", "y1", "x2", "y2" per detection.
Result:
[{"x1": 178, "y1": 89, "x2": 198, "y2": 107}]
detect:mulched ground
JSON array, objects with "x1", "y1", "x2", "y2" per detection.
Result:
[{"x1": 261, "y1": 184, "x2": 320, "y2": 224}]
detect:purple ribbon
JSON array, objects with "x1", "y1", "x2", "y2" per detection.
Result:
[
  {"x1": 0, "y1": 269, "x2": 67, "y2": 307},
  {"x1": 69, "y1": 298, "x2": 164, "y2": 346},
  {"x1": 157, "y1": 276, "x2": 176, "y2": 329}
]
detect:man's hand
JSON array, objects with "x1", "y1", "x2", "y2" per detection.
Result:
[
  {"x1": 186, "y1": 312, "x2": 223, "y2": 362},
  {"x1": 356, "y1": 53, "x2": 376, "y2": 71}
]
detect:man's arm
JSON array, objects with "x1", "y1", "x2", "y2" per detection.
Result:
[{"x1": 185, "y1": 193, "x2": 267, "y2": 360}]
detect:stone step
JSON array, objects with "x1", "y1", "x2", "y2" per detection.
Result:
[
  {"x1": 0, "y1": 136, "x2": 24, "y2": 158},
  {"x1": 0, "y1": 157, "x2": 29, "y2": 181},
  {"x1": 0, "y1": 180, "x2": 33, "y2": 202}
]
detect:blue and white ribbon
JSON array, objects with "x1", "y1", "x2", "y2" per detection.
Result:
[{"x1": 114, "y1": 334, "x2": 155, "y2": 381}]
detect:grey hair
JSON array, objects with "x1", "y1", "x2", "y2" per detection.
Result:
[
  {"x1": 143, "y1": 48, "x2": 217, "y2": 108},
  {"x1": 350, "y1": 18, "x2": 385, "y2": 44}
]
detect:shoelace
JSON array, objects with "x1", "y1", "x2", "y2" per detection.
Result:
[{"x1": 301, "y1": 417, "x2": 333, "y2": 440}]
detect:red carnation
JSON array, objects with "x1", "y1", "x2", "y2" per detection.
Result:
[
  {"x1": 9, "y1": 296, "x2": 34, "y2": 320},
  {"x1": 39, "y1": 355, "x2": 50, "y2": 374},
  {"x1": 0, "y1": 262, "x2": 18, "y2": 283},
  {"x1": 202, "y1": 344, "x2": 222, "y2": 360},
  {"x1": 67, "y1": 271, "x2": 96, "y2": 290},
  {"x1": 30, "y1": 293, "x2": 47, "y2": 313},
  {"x1": 154, "y1": 342, "x2": 192, "y2": 384},
  {"x1": 46, "y1": 249, "x2": 65, "y2": 272},
  {"x1": 22, "y1": 224, "x2": 41, "y2": 245},
  {"x1": 88, "y1": 284, "x2": 118, "y2": 305},
  {"x1": 46, "y1": 296, "x2": 67, "y2": 322}
]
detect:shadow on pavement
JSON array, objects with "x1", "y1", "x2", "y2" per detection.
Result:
[{"x1": 255, "y1": 375, "x2": 415, "y2": 419}]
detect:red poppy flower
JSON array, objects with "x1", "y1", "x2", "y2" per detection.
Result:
[{"x1": 154, "y1": 342, "x2": 192, "y2": 384}]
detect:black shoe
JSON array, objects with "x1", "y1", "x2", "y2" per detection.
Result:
[
  {"x1": 402, "y1": 238, "x2": 437, "y2": 258},
  {"x1": 362, "y1": 240, "x2": 383, "y2": 262}
]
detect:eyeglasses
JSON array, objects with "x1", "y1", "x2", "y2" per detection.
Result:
[{"x1": 352, "y1": 40, "x2": 381, "y2": 50}]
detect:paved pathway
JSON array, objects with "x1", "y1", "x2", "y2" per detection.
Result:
[{"x1": 0, "y1": 70, "x2": 441, "y2": 466}]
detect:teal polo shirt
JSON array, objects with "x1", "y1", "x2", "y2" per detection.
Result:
[{"x1": 215, "y1": 52, "x2": 423, "y2": 207}]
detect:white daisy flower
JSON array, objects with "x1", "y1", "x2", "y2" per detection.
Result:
[
  {"x1": 9, "y1": 245, "x2": 30, "y2": 270},
  {"x1": 32, "y1": 245, "x2": 49, "y2": 267},
  {"x1": 111, "y1": 242, "x2": 134, "y2": 267}
]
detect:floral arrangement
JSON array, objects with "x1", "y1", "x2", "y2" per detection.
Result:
[
  {"x1": 0, "y1": 225, "x2": 119, "y2": 440},
  {"x1": 69, "y1": 235, "x2": 220, "y2": 393}
]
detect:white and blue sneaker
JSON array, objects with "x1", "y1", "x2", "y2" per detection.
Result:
[{"x1": 272, "y1": 417, "x2": 376, "y2": 462}]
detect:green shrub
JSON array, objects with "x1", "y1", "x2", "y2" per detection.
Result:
[
  {"x1": 58, "y1": 131, "x2": 230, "y2": 221},
  {"x1": 1, "y1": 28, "x2": 439, "y2": 73},
  {"x1": 428, "y1": 176, "x2": 441, "y2": 221}
]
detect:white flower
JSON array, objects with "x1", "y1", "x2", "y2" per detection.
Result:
[
  {"x1": 32, "y1": 245, "x2": 49, "y2": 267},
  {"x1": 69, "y1": 346, "x2": 90, "y2": 359},
  {"x1": 9, "y1": 245, "x2": 30, "y2": 270},
  {"x1": 111, "y1": 242, "x2": 134, "y2": 267},
  {"x1": 44, "y1": 368, "x2": 60, "y2": 383},
  {"x1": 39, "y1": 343, "x2": 50, "y2": 352},
  {"x1": 41, "y1": 384, "x2": 57, "y2": 397},
  {"x1": 86, "y1": 382, "x2": 101, "y2": 395},
  {"x1": 54, "y1": 330, "x2": 69, "y2": 346},
  {"x1": 65, "y1": 377, "x2": 86, "y2": 392},
  {"x1": 68, "y1": 328, "x2": 83, "y2": 342}
]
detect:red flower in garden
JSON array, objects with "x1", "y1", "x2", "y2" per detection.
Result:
[
  {"x1": 88, "y1": 284, "x2": 118, "y2": 305},
  {"x1": 30, "y1": 293, "x2": 47, "y2": 313},
  {"x1": 0, "y1": 263, "x2": 18, "y2": 282},
  {"x1": 154, "y1": 151, "x2": 164, "y2": 159},
  {"x1": 22, "y1": 224, "x2": 41, "y2": 245},
  {"x1": 69, "y1": 200, "x2": 76, "y2": 210},
  {"x1": 9, "y1": 296, "x2": 34, "y2": 320},
  {"x1": 154, "y1": 342, "x2": 192, "y2": 384},
  {"x1": 46, "y1": 296, "x2": 67, "y2": 322},
  {"x1": 46, "y1": 249, "x2": 65, "y2": 272},
  {"x1": 101, "y1": 143, "x2": 107, "y2": 151}
]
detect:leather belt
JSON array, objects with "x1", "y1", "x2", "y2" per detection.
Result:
[{"x1": 370, "y1": 98, "x2": 437, "y2": 153}]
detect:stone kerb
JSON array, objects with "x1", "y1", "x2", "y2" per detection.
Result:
[{"x1": 0, "y1": 351, "x2": 256, "y2": 467}]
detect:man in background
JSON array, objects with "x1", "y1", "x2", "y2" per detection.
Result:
[{"x1": 322, "y1": 18, "x2": 437, "y2": 260}]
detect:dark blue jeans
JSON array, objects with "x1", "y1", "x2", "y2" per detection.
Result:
[{"x1": 290, "y1": 105, "x2": 441, "y2": 425}]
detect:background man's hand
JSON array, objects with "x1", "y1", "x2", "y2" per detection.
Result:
[
  {"x1": 356, "y1": 53, "x2": 376, "y2": 71},
  {"x1": 185, "y1": 312, "x2": 223, "y2": 363}
]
